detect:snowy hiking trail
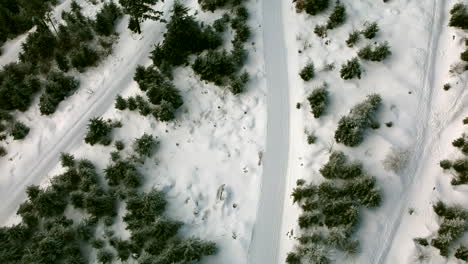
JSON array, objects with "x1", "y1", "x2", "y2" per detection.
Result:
[
  {"x1": 247, "y1": 0, "x2": 290, "y2": 262},
  {"x1": 0, "y1": 4, "x2": 173, "y2": 225},
  {"x1": 368, "y1": 0, "x2": 448, "y2": 263}
]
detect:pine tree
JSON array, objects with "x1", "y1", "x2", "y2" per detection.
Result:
[{"x1": 119, "y1": 0, "x2": 163, "y2": 34}]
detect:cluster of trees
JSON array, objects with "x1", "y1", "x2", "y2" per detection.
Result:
[
  {"x1": 440, "y1": 132, "x2": 468, "y2": 185},
  {"x1": 335, "y1": 94, "x2": 382, "y2": 147},
  {"x1": 449, "y1": 3, "x2": 468, "y2": 30},
  {"x1": 0, "y1": 1, "x2": 122, "y2": 118},
  {"x1": 151, "y1": 3, "x2": 222, "y2": 72},
  {"x1": 192, "y1": 5, "x2": 251, "y2": 94},
  {"x1": 286, "y1": 151, "x2": 381, "y2": 264},
  {"x1": 0, "y1": 111, "x2": 30, "y2": 148},
  {"x1": 414, "y1": 201, "x2": 468, "y2": 258},
  {"x1": 313, "y1": 1, "x2": 346, "y2": 38},
  {"x1": 0, "y1": 142, "x2": 217, "y2": 263},
  {"x1": 307, "y1": 83, "x2": 329, "y2": 118},
  {"x1": 357, "y1": 42, "x2": 391, "y2": 62},
  {"x1": 116, "y1": 66, "x2": 183, "y2": 121},
  {"x1": 0, "y1": 0, "x2": 58, "y2": 49},
  {"x1": 198, "y1": 0, "x2": 246, "y2": 11}
]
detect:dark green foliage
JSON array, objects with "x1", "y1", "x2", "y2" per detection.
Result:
[
  {"x1": 104, "y1": 160, "x2": 142, "y2": 189},
  {"x1": 119, "y1": 0, "x2": 162, "y2": 34},
  {"x1": 296, "y1": 0, "x2": 330, "y2": 16},
  {"x1": 319, "y1": 151, "x2": 363, "y2": 179},
  {"x1": 123, "y1": 190, "x2": 167, "y2": 229},
  {"x1": 288, "y1": 152, "x2": 381, "y2": 262},
  {"x1": 55, "y1": 52, "x2": 70, "y2": 72},
  {"x1": 430, "y1": 202, "x2": 468, "y2": 257},
  {"x1": 198, "y1": 0, "x2": 229, "y2": 11},
  {"x1": 10, "y1": 121, "x2": 30, "y2": 140},
  {"x1": 414, "y1": 237, "x2": 429, "y2": 247},
  {"x1": 307, "y1": 134, "x2": 317, "y2": 144},
  {"x1": 440, "y1": 160, "x2": 452, "y2": 170},
  {"x1": 115, "y1": 95, "x2": 127, "y2": 110},
  {"x1": 335, "y1": 94, "x2": 382, "y2": 146},
  {"x1": 94, "y1": 2, "x2": 122, "y2": 36},
  {"x1": 452, "y1": 136, "x2": 465, "y2": 148},
  {"x1": 455, "y1": 245, "x2": 468, "y2": 261},
  {"x1": 19, "y1": 26, "x2": 57, "y2": 64},
  {"x1": 151, "y1": 3, "x2": 222, "y2": 68},
  {"x1": 0, "y1": 62, "x2": 40, "y2": 111},
  {"x1": 346, "y1": 31, "x2": 360, "y2": 47},
  {"x1": 362, "y1": 22, "x2": 379, "y2": 39},
  {"x1": 84, "y1": 117, "x2": 113, "y2": 146},
  {"x1": 133, "y1": 66, "x2": 183, "y2": 121},
  {"x1": 340, "y1": 57, "x2": 361, "y2": 79},
  {"x1": 300, "y1": 63, "x2": 315, "y2": 81},
  {"x1": 0, "y1": 146, "x2": 6, "y2": 157},
  {"x1": 229, "y1": 71, "x2": 249, "y2": 94},
  {"x1": 39, "y1": 72, "x2": 80, "y2": 115},
  {"x1": 134, "y1": 133, "x2": 157, "y2": 157},
  {"x1": 110, "y1": 238, "x2": 132, "y2": 261},
  {"x1": 147, "y1": 238, "x2": 217, "y2": 264},
  {"x1": 91, "y1": 238, "x2": 105, "y2": 249},
  {"x1": 357, "y1": 42, "x2": 391, "y2": 62},
  {"x1": 70, "y1": 45, "x2": 100, "y2": 72},
  {"x1": 97, "y1": 248, "x2": 114, "y2": 263},
  {"x1": 449, "y1": 3, "x2": 468, "y2": 29},
  {"x1": 326, "y1": 1, "x2": 346, "y2": 29},
  {"x1": 83, "y1": 187, "x2": 117, "y2": 218},
  {"x1": 443, "y1": 83, "x2": 451, "y2": 91},
  {"x1": 461, "y1": 49, "x2": 468, "y2": 62},
  {"x1": 307, "y1": 85, "x2": 328, "y2": 118},
  {"x1": 115, "y1": 140, "x2": 125, "y2": 151},
  {"x1": 314, "y1": 24, "x2": 327, "y2": 38},
  {"x1": 60, "y1": 153, "x2": 75, "y2": 168},
  {"x1": 213, "y1": 14, "x2": 230, "y2": 32}
]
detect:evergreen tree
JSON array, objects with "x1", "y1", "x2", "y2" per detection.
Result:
[{"x1": 119, "y1": 0, "x2": 163, "y2": 34}]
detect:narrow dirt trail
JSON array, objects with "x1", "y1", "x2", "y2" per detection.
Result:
[{"x1": 247, "y1": 0, "x2": 290, "y2": 262}]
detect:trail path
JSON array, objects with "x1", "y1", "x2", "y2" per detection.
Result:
[{"x1": 247, "y1": 0, "x2": 290, "y2": 262}]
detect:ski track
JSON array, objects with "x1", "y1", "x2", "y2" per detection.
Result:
[
  {"x1": 247, "y1": 0, "x2": 290, "y2": 262},
  {"x1": 0, "y1": 6, "x2": 173, "y2": 225},
  {"x1": 371, "y1": 0, "x2": 446, "y2": 263}
]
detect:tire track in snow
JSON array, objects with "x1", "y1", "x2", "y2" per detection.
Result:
[
  {"x1": 0, "y1": 3, "x2": 173, "y2": 225},
  {"x1": 371, "y1": 0, "x2": 446, "y2": 263},
  {"x1": 247, "y1": 0, "x2": 290, "y2": 262}
]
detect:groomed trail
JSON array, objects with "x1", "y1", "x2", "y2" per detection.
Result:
[
  {"x1": 0, "y1": 3, "x2": 173, "y2": 225},
  {"x1": 247, "y1": 0, "x2": 290, "y2": 262},
  {"x1": 368, "y1": 0, "x2": 447, "y2": 263}
]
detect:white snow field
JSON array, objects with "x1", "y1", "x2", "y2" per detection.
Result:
[{"x1": 1, "y1": 0, "x2": 468, "y2": 263}]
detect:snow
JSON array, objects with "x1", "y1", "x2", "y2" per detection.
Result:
[{"x1": 1, "y1": 0, "x2": 467, "y2": 263}]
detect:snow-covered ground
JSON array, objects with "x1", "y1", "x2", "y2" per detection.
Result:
[
  {"x1": 1, "y1": 0, "x2": 467, "y2": 263},
  {"x1": 279, "y1": 0, "x2": 468, "y2": 263}
]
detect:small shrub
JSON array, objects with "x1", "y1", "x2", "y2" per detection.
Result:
[
  {"x1": 461, "y1": 49, "x2": 468, "y2": 62},
  {"x1": 443, "y1": 83, "x2": 451, "y2": 91},
  {"x1": 60, "y1": 153, "x2": 75, "y2": 168},
  {"x1": 382, "y1": 147, "x2": 409, "y2": 173},
  {"x1": 229, "y1": 72, "x2": 249, "y2": 94},
  {"x1": 300, "y1": 63, "x2": 315, "y2": 81},
  {"x1": 340, "y1": 57, "x2": 361, "y2": 79},
  {"x1": 133, "y1": 134, "x2": 157, "y2": 157},
  {"x1": 10, "y1": 121, "x2": 30, "y2": 140},
  {"x1": 307, "y1": 134, "x2": 317, "y2": 144},
  {"x1": 296, "y1": 0, "x2": 330, "y2": 15},
  {"x1": 314, "y1": 25, "x2": 327, "y2": 38},
  {"x1": 97, "y1": 249, "x2": 114, "y2": 264},
  {"x1": 362, "y1": 22, "x2": 379, "y2": 39},
  {"x1": 91, "y1": 238, "x2": 105, "y2": 249},
  {"x1": 357, "y1": 42, "x2": 391, "y2": 62},
  {"x1": 455, "y1": 245, "x2": 468, "y2": 261},
  {"x1": 307, "y1": 84, "x2": 329, "y2": 118},
  {"x1": 84, "y1": 117, "x2": 112, "y2": 146},
  {"x1": 449, "y1": 3, "x2": 468, "y2": 30},
  {"x1": 115, "y1": 95, "x2": 127, "y2": 110},
  {"x1": 440, "y1": 160, "x2": 452, "y2": 170},
  {"x1": 346, "y1": 31, "x2": 360, "y2": 47},
  {"x1": 334, "y1": 94, "x2": 382, "y2": 146},
  {"x1": 326, "y1": 1, "x2": 346, "y2": 29},
  {"x1": 0, "y1": 146, "x2": 6, "y2": 157},
  {"x1": 115, "y1": 140, "x2": 125, "y2": 151}
]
